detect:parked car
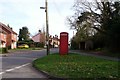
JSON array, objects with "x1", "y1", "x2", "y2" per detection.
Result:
[
  {"x1": 44, "y1": 45, "x2": 47, "y2": 48},
  {"x1": 18, "y1": 44, "x2": 29, "y2": 49},
  {"x1": 54, "y1": 45, "x2": 58, "y2": 48}
]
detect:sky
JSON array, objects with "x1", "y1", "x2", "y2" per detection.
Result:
[{"x1": 0, "y1": 0, "x2": 75, "y2": 40}]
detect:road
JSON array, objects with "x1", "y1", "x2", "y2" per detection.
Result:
[
  {"x1": 0, "y1": 48, "x2": 59, "y2": 79},
  {"x1": 1, "y1": 48, "x2": 118, "y2": 80}
]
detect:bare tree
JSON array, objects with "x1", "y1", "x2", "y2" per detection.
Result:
[{"x1": 68, "y1": 0, "x2": 120, "y2": 51}]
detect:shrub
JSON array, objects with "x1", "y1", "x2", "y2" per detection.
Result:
[
  {"x1": 70, "y1": 40, "x2": 79, "y2": 50},
  {"x1": 34, "y1": 42, "x2": 44, "y2": 48},
  {"x1": 0, "y1": 48, "x2": 8, "y2": 53},
  {"x1": 95, "y1": 48, "x2": 102, "y2": 51},
  {"x1": 0, "y1": 48, "x2": 2, "y2": 53},
  {"x1": 7, "y1": 46, "x2": 11, "y2": 50}
]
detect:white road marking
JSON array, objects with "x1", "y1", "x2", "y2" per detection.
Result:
[
  {"x1": 6, "y1": 69, "x2": 15, "y2": 72},
  {"x1": 0, "y1": 72, "x2": 5, "y2": 75},
  {"x1": 15, "y1": 66, "x2": 22, "y2": 69},
  {"x1": 0, "y1": 63, "x2": 30, "y2": 75},
  {"x1": 14, "y1": 63, "x2": 30, "y2": 69}
]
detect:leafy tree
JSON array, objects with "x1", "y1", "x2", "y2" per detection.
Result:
[
  {"x1": 106, "y1": 2, "x2": 120, "y2": 51},
  {"x1": 18, "y1": 26, "x2": 30, "y2": 41},
  {"x1": 18, "y1": 29, "x2": 22, "y2": 41}
]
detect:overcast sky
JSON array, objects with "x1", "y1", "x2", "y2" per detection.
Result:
[{"x1": 0, "y1": 0, "x2": 75, "y2": 40}]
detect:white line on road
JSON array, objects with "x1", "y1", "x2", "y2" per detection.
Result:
[
  {"x1": 0, "y1": 72, "x2": 5, "y2": 75},
  {"x1": 14, "y1": 63, "x2": 30, "y2": 69},
  {"x1": 6, "y1": 68, "x2": 15, "y2": 72},
  {"x1": 0, "y1": 63, "x2": 30, "y2": 75}
]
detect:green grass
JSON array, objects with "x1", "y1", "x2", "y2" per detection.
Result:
[
  {"x1": 33, "y1": 53, "x2": 119, "y2": 78},
  {"x1": 0, "y1": 47, "x2": 43, "y2": 54},
  {"x1": 10, "y1": 48, "x2": 43, "y2": 51}
]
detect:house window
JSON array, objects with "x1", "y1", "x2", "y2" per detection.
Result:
[
  {"x1": 4, "y1": 35, "x2": 6, "y2": 39},
  {"x1": 14, "y1": 35, "x2": 16, "y2": 39},
  {"x1": 12, "y1": 34, "x2": 16, "y2": 39}
]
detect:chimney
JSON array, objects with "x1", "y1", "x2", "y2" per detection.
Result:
[
  {"x1": 39, "y1": 30, "x2": 41, "y2": 33},
  {"x1": 10, "y1": 27, "x2": 13, "y2": 30}
]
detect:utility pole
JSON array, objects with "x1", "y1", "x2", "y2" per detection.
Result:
[{"x1": 40, "y1": 0, "x2": 50, "y2": 55}]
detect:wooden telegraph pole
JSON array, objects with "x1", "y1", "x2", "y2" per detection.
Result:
[
  {"x1": 40, "y1": 0, "x2": 50, "y2": 55},
  {"x1": 45, "y1": 0, "x2": 50, "y2": 55}
]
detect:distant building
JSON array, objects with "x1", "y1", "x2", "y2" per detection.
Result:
[
  {"x1": 32, "y1": 31, "x2": 60, "y2": 48},
  {"x1": 0, "y1": 22, "x2": 17, "y2": 49},
  {"x1": 49, "y1": 35, "x2": 60, "y2": 48},
  {"x1": 32, "y1": 30, "x2": 46, "y2": 44}
]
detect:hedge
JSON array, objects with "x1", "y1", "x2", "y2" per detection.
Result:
[{"x1": 0, "y1": 48, "x2": 8, "y2": 54}]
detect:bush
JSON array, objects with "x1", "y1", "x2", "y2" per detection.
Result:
[
  {"x1": 0, "y1": 48, "x2": 8, "y2": 53},
  {"x1": 70, "y1": 40, "x2": 79, "y2": 50},
  {"x1": 7, "y1": 46, "x2": 11, "y2": 50},
  {"x1": 95, "y1": 48, "x2": 102, "y2": 51},
  {"x1": 34, "y1": 42, "x2": 44, "y2": 48},
  {"x1": 0, "y1": 48, "x2": 2, "y2": 53}
]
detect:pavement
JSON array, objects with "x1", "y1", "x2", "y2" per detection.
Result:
[
  {"x1": 0, "y1": 49, "x2": 50, "y2": 79},
  {"x1": 70, "y1": 50, "x2": 120, "y2": 61}
]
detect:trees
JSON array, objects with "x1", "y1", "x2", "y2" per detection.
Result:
[
  {"x1": 18, "y1": 29, "x2": 22, "y2": 41},
  {"x1": 18, "y1": 26, "x2": 30, "y2": 41},
  {"x1": 68, "y1": 0, "x2": 120, "y2": 51},
  {"x1": 18, "y1": 26, "x2": 34, "y2": 47},
  {"x1": 107, "y1": 2, "x2": 120, "y2": 51}
]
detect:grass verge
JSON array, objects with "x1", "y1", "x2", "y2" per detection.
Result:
[
  {"x1": 33, "y1": 53, "x2": 119, "y2": 79},
  {"x1": 9, "y1": 48, "x2": 43, "y2": 51}
]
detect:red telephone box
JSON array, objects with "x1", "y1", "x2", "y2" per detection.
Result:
[{"x1": 59, "y1": 32, "x2": 68, "y2": 55}]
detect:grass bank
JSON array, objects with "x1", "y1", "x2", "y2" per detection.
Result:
[
  {"x1": 33, "y1": 53, "x2": 119, "y2": 79},
  {"x1": 0, "y1": 47, "x2": 43, "y2": 54},
  {"x1": 8, "y1": 47, "x2": 43, "y2": 52}
]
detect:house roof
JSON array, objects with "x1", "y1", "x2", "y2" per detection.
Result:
[
  {"x1": 0, "y1": 22, "x2": 17, "y2": 35},
  {"x1": 32, "y1": 32, "x2": 45, "y2": 38},
  {"x1": 12, "y1": 31, "x2": 17, "y2": 35},
  {"x1": 0, "y1": 29, "x2": 7, "y2": 34}
]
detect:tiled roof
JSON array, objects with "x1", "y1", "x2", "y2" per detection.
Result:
[
  {"x1": 32, "y1": 32, "x2": 42, "y2": 38},
  {"x1": 0, "y1": 29, "x2": 7, "y2": 34},
  {"x1": 0, "y1": 22, "x2": 17, "y2": 35}
]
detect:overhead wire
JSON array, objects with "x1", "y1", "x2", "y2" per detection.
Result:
[{"x1": 51, "y1": 0, "x2": 65, "y2": 18}]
